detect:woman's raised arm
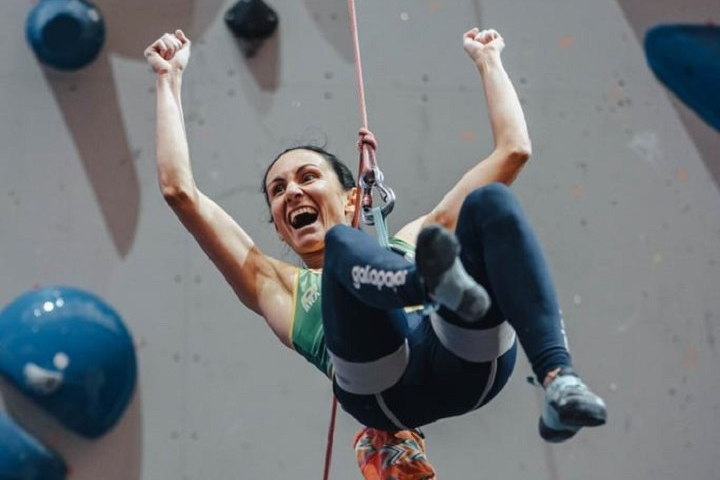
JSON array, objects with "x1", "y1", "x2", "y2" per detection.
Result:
[
  {"x1": 145, "y1": 31, "x2": 295, "y2": 346},
  {"x1": 396, "y1": 28, "x2": 531, "y2": 242}
]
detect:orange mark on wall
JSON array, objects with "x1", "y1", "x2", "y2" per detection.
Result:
[
  {"x1": 429, "y1": 1, "x2": 442, "y2": 11},
  {"x1": 684, "y1": 345, "x2": 698, "y2": 368},
  {"x1": 559, "y1": 36, "x2": 575, "y2": 49},
  {"x1": 676, "y1": 168, "x2": 688, "y2": 182},
  {"x1": 572, "y1": 186, "x2": 582, "y2": 198},
  {"x1": 460, "y1": 130, "x2": 477, "y2": 142},
  {"x1": 609, "y1": 84, "x2": 623, "y2": 101}
]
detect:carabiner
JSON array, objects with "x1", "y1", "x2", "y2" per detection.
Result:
[{"x1": 359, "y1": 167, "x2": 395, "y2": 226}]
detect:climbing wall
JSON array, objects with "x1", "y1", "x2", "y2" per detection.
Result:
[{"x1": 0, "y1": 0, "x2": 718, "y2": 479}]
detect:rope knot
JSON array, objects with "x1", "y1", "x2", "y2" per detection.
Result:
[{"x1": 356, "y1": 127, "x2": 378, "y2": 156}]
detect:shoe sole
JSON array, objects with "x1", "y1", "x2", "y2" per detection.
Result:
[
  {"x1": 415, "y1": 224, "x2": 459, "y2": 282},
  {"x1": 538, "y1": 418, "x2": 578, "y2": 443},
  {"x1": 557, "y1": 399, "x2": 608, "y2": 427},
  {"x1": 416, "y1": 224, "x2": 491, "y2": 322},
  {"x1": 539, "y1": 403, "x2": 607, "y2": 443}
]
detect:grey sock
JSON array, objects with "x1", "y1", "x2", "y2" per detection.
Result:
[{"x1": 431, "y1": 258, "x2": 490, "y2": 323}]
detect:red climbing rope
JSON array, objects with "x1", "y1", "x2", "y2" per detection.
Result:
[
  {"x1": 347, "y1": 0, "x2": 387, "y2": 229},
  {"x1": 322, "y1": 393, "x2": 339, "y2": 480},
  {"x1": 322, "y1": 2, "x2": 369, "y2": 479},
  {"x1": 347, "y1": 0, "x2": 369, "y2": 130},
  {"x1": 323, "y1": 2, "x2": 396, "y2": 479}
]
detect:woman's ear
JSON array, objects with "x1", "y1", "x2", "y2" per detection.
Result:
[{"x1": 344, "y1": 187, "x2": 359, "y2": 221}]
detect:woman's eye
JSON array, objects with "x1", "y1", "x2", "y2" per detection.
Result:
[
  {"x1": 271, "y1": 184, "x2": 285, "y2": 196},
  {"x1": 302, "y1": 173, "x2": 318, "y2": 182}
]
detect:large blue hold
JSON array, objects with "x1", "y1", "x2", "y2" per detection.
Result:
[
  {"x1": 26, "y1": 0, "x2": 106, "y2": 71},
  {"x1": 0, "y1": 287, "x2": 137, "y2": 439},
  {"x1": 645, "y1": 24, "x2": 720, "y2": 132},
  {"x1": 0, "y1": 414, "x2": 66, "y2": 480}
]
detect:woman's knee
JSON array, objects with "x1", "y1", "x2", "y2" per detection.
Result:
[{"x1": 460, "y1": 183, "x2": 521, "y2": 221}]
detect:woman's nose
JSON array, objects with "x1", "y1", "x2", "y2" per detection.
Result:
[{"x1": 284, "y1": 181, "x2": 303, "y2": 198}]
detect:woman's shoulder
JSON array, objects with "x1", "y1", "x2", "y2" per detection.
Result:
[{"x1": 264, "y1": 256, "x2": 303, "y2": 292}]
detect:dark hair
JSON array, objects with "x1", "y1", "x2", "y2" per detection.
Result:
[{"x1": 260, "y1": 145, "x2": 356, "y2": 208}]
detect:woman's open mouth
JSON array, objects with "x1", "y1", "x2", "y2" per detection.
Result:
[{"x1": 289, "y1": 206, "x2": 319, "y2": 230}]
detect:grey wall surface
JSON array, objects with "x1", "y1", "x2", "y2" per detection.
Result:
[{"x1": 1, "y1": 0, "x2": 719, "y2": 479}]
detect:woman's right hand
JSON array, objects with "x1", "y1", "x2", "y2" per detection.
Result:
[
  {"x1": 462, "y1": 28, "x2": 505, "y2": 63},
  {"x1": 144, "y1": 30, "x2": 191, "y2": 75}
]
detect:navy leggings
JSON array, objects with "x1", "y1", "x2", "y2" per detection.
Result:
[{"x1": 322, "y1": 183, "x2": 571, "y2": 429}]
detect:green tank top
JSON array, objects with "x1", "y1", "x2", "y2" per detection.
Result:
[{"x1": 290, "y1": 237, "x2": 416, "y2": 378}]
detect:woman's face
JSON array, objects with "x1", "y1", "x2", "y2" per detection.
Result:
[{"x1": 265, "y1": 149, "x2": 355, "y2": 256}]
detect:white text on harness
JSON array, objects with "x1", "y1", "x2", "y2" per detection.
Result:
[{"x1": 351, "y1": 265, "x2": 408, "y2": 290}]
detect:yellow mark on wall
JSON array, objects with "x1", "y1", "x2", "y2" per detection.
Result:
[{"x1": 653, "y1": 252, "x2": 664, "y2": 266}]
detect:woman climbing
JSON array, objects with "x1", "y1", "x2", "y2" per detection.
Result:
[{"x1": 145, "y1": 26, "x2": 607, "y2": 479}]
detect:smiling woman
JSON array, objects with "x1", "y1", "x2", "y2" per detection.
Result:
[
  {"x1": 263, "y1": 148, "x2": 357, "y2": 268},
  {"x1": 146, "y1": 26, "x2": 607, "y2": 479}
]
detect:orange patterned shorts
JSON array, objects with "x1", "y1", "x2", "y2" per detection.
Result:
[{"x1": 354, "y1": 427, "x2": 436, "y2": 480}]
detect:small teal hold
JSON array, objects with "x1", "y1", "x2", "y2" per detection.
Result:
[
  {"x1": 0, "y1": 287, "x2": 137, "y2": 439},
  {"x1": 0, "y1": 414, "x2": 67, "y2": 480},
  {"x1": 26, "y1": 0, "x2": 106, "y2": 71}
]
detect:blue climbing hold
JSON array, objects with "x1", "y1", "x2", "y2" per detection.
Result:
[
  {"x1": 0, "y1": 414, "x2": 67, "y2": 480},
  {"x1": 645, "y1": 24, "x2": 720, "y2": 132},
  {"x1": 0, "y1": 287, "x2": 137, "y2": 439},
  {"x1": 26, "y1": 0, "x2": 105, "y2": 71},
  {"x1": 225, "y1": 0, "x2": 279, "y2": 40}
]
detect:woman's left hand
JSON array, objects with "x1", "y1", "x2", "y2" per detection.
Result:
[
  {"x1": 463, "y1": 28, "x2": 505, "y2": 62},
  {"x1": 144, "y1": 30, "x2": 191, "y2": 76}
]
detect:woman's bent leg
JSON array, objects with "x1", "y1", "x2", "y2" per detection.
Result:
[
  {"x1": 321, "y1": 225, "x2": 423, "y2": 428},
  {"x1": 443, "y1": 183, "x2": 606, "y2": 441},
  {"x1": 451, "y1": 183, "x2": 571, "y2": 380},
  {"x1": 322, "y1": 226, "x2": 421, "y2": 390}
]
